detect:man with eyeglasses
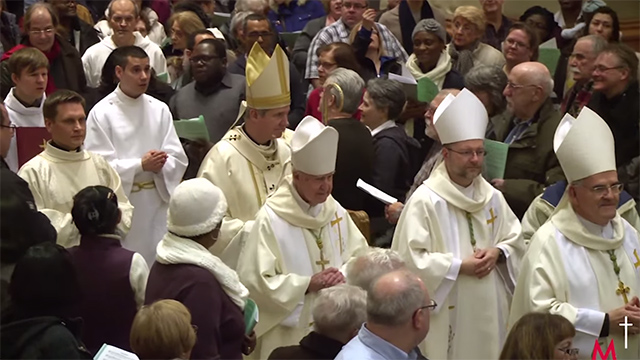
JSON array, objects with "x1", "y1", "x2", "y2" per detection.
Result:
[
  {"x1": 82, "y1": 0, "x2": 167, "y2": 88},
  {"x1": 305, "y1": 0, "x2": 407, "y2": 89},
  {"x1": 511, "y1": 107, "x2": 640, "y2": 360},
  {"x1": 491, "y1": 61, "x2": 564, "y2": 219},
  {"x1": 335, "y1": 269, "x2": 432, "y2": 360},
  {"x1": 169, "y1": 39, "x2": 244, "y2": 144},
  {"x1": 229, "y1": 13, "x2": 305, "y2": 128},
  {"x1": 391, "y1": 89, "x2": 523, "y2": 360}
]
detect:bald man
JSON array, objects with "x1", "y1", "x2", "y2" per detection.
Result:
[
  {"x1": 336, "y1": 269, "x2": 431, "y2": 359},
  {"x1": 491, "y1": 62, "x2": 565, "y2": 218}
]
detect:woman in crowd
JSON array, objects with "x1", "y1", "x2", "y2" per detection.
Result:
[
  {"x1": 67, "y1": 186, "x2": 148, "y2": 355},
  {"x1": 165, "y1": 10, "x2": 206, "y2": 57},
  {"x1": 447, "y1": 5, "x2": 504, "y2": 76},
  {"x1": 585, "y1": 6, "x2": 620, "y2": 43},
  {"x1": 520, "y1": 6, "x2": 560, "y2": 48},
  {"x1": 95, "y1": 0, "x2": 166, "y2": 45},
  {"x1": 0, "y1": 242, "x2": 91, "y2": 359},
  {"x1": 267, "y1": 0, "x2": 325, "y2": 33},
  {"x1": 305, "y1": 42, "x2": 361, "y2": 120},
  {"x1": 499, "y1": 312, "x2": 577, "y2": 360},
  {"x1": 502, "y1": 22, "x2": 539, "y2": 75},
  {"x1": 349, "y1": 12, "x2": 401, "y2": 82},
  {"x1": 134, "y1": 11, "x2": 152, "y2": 39},
  {"x1": 0, "y1": 2, "x2": 86, "y2": 100},
  {"x1": 464, "y1": 64, "x2": 508, "y2": 138},
  {"x1": 145, "y1": 179, "x2": 253, "y2": 360},
  {"x1": 130, "y1": 299, "x2": 197, "y2": 360}
]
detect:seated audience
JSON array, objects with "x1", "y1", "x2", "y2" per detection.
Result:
[
  {"x1": 334, "y1": 269, "x2": 432, "y2": 359},
  {"x1": 68, "y1": 185, "x2": 148, "y2": 354},
  {"x1": 480, "y1": 0, "x2": 511, "y2": 50},
  {"x1": 1, "y1": 2, "x2": 87, "y2": 100},
  {"x1": 585, "y1": 6, "x2": 620, "y2": 43},
  {"x1": 378, "y1": 0, "x2": 445, "y2": 55},
  {"x1": 520, "y1": 6, "x2": 560, "y2": 48},
  {"x1": 346, "y1": 248, "x2": 405, "y2": 291},
  {"x1": 170, "y1": 39, "x2": 245, "y2": 144},
  {"x1": 464, "y1": 64, "x2": 508, "y2": 120},
  {"x1": 0, "y1": 1, "x2": 20, "y2": 58},
  {"x1": 588, "y1": 43, "x2": 639, "y2": 170},
  {"x1": 130, "y1": 299, "x2": 197, "y2": 360},
  {"x1": 145, "y1": 179, "x2": 252, "y2": 360},
  {"x1": 172, "y1": 29, "x2": 219, "y2": 89},
  {"x1": 134, "y1": 10, "x2": 151, "y2": 38},
  {"x1": 95, "y1": 0, "x2": 167, "y2": 46},
  {"x1": 49, "y1": 0, "x2": 100, "y2": 56},
  {"x1": 268, "y1": 284, "x2": 367, "y2": 360},
  {"x1": 447, "y1": 5, "x2": 504, "y2": 76},
  {"x1": 499, "y1": 313, "x2": 577, "y2": 360},
  {"x1": 322, "y1": 68, "x2": 373, "y2": 211},
  {"x1": 165, "y1": 10, "x2": 206, "y2": 83},
  {"x1": 0, "y1": 243, "x2": 91, "y2": 359},
  {"x1": 267, "y1": 0, "x2": 325, "y2": 33},
  {"x1": 305, "y1": 42, "x2": 361, "y2": 120},
  {"x1": 502, "y1": 22, "x2": 539, "y2": 75}
]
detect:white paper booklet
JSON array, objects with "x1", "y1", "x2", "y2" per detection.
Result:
[
  {"x1": 356, "y1": 179, "x2": 398, "y2": 205},
  {"x1": 94, "y1": 344, "x2": 139, "y2": 360}
]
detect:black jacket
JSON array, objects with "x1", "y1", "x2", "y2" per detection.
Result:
[{"x1": 269, "y1": 331, "x2": 344, "y2": 360}]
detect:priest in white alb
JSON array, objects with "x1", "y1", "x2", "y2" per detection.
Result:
[
  {"x1": 236, "y1": 116, "x2": 369, "y2": 359},
  {"x1": 85, "y1": 46, "x2": 187, "y2": 264},
  {"x1": 18, "y1": 90, "x2": 133, "y2": 247},
  {"x1": 391, "y1": 89, "x2": 524, "y2": 360},
  {"x1": 197, "y1": 43, "x2": 292, "y2": 268},
  {"x1": 510, "y1": 107, "x2": 640, "y2": 359}
]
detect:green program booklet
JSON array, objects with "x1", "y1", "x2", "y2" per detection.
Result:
[
  {"x1": 244, "y1": 298, "x2": 259, "y2": 335},
  {"x1": 483, "y1": 139, "x2": 509, "y2": 180},
  {"x1": 173, "y1": 115, "x2": 210, "y2": 142}
]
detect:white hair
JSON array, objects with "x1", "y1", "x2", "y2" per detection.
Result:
[
  {"x1": 367, "y1": 269, "x2": 425, "y2": 327},
  {"x1": 325, "y1": 68, "x2": 365, "y2": 115},
  {"x1": 312, "y1": 284, "x2": 367, "y2": 336},
  {"x1": 346, "y1": 248, "x2": 405, "y2": 291},
  {"x1": 234, "y1": 0, "x2": 268, "y2": 13},
  {"x1": 531, "y1": 69, "x2": 554, "y2": 97}
]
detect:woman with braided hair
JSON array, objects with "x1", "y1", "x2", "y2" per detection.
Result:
[{"x1": 67, "y1": 185, "x2": 149, "y2": 355}]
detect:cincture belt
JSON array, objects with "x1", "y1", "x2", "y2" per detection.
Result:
[{"x1": 131, "y1": 181, "x2": 156, "y2": 193}]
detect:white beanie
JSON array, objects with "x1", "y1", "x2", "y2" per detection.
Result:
[{"x1": 167, "y1": 179, "x2": 228, "y2": 237}]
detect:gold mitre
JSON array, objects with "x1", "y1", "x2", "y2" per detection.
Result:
[{"x1": 245, "y1": 42, "x2": 290, "y2": 109}]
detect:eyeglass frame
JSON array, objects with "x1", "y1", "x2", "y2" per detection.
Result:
[
  {"x1": 189, "y1": 55, "x2": 221, "y2": 65},
  {"x1": 593, "y1": 65, "x2": 625, "y2": 74},
  {"x1": 556, "y1": 346, "x2": 579, "y2": 357},
  {"x1": 505, "y1": 81, "x2": 540, "y2": 91},
  {"x1": 413, "y1": 299, "x2": 438, "y2": 316},
  {"x1": 445, "y1": 147, "x2": 488, "y2": 158},
  {"x1": 504, "y1": 37, "x2": 530, "y2": 50},
  {"x1": 576, "y1": 182, "x2": 624, "y2": 196},
  {"x1": 342, "y1": 1, "x2": 367, "y2": 10},
  {"x1": 245, "y1": 31, "x2": 275, "y2": 39},
  {"x1": 28, "y1": 27, "x2": 55, "y2": 36}
]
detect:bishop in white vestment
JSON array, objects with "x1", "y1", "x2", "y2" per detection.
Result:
[
  {"x1": 237, "y1": 117, "x2": 369, "y2": 359},
  {"x1": 510, "y1": 107, "x2": 640, "y2": 359},
  {"x1": 198, "y1": 43, "x2": 292, "y2": 268},
  {"x1": 391, "y1": 89, "x2": 524, "y2": 360},
  {"x1": 85, "y1": 83, "x2": 187, "y2": 264},
  {"x1": 4, "y1": 88, "x2": 45, "y2": 172}
]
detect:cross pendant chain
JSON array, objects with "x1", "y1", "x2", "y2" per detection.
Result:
[
  {"x1": 465, "y1": 212, "x2": 477, "y2": 252},
  {"x1": 312, "y1": 230, "x2": 329, "y2": 270},
  {"x1": 608, "y1": 250, "x2": 630, "y2": 304}
]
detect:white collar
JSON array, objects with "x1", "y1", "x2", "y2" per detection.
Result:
[
  {"x1": 451, "y1": 180, "x2": 475, "y2": 199},
  {"x1": 370, "y1": 120, "x2": 396, "y2": 137},
  {"x1": 292, "y1": 182, "x2": 324, "y2": 217},
  {"x1": 577, "y1": 214, "x2": 614, "y2": 239}
]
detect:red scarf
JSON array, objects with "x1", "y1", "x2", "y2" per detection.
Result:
[{"x1": 0, "y1": 40, "x2": 61, "y2": 94}]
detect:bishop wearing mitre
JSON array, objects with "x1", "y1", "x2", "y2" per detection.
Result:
[
  {"x1": 197, "y1": 43, "x2": 292, "y2": 268},
  {"x1": 391, "y1": 89, "x2": 524, "y2": 360},
  {"x1": 237, "y1": 116, "x2": 369, "y2": 359},
  {"x1": 510, "y1": 107, "x2": 640, "y2": 359}
]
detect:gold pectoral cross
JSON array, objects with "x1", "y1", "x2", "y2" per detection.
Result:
[
  {"x1": 330, "y1": 212, "x2": 343, "y2": 254},
  {"x1": 313, "y1": 230, "x2": 330, "y2": 270},
  {"x1": 634, "y1": 249, "x2": 640, "y2": 269},
  {"x1": 617, "y1": 281, "x2": 630, "y2": 304},
  {"x1": 486, "y1": 208, "x2": 497, "y2": 226},
  {"x1": 39, "y1": 139, "x2": 48, "y2": 149}
]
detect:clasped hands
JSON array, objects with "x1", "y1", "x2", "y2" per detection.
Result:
[
  {"x1": 609, "y1": 296, "x2": 640, "y2": 336},
  {"x1": 142, "y1": 150, "x2": 168, "y2": 173},
  {"x1": 307, "y1": 267, "x2": 345, "y2": 293},
  {"x1": 460, "y1": 247, "x2": 501, "y2": 279}
]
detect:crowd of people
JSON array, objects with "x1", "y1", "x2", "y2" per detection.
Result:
[{"x1": 0, "y1": 0, "x2": 639, "y2": 359}]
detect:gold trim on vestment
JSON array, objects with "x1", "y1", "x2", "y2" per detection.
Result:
[
  {"x1": 131, "y1": 181, "x2": 155, "y2": 193},
  {"x1": 246, "y1": 92, "x2": 291, "y2": 109},
  {"x1": 247, "y1": 159, "x2": 263, "y2": 210}
]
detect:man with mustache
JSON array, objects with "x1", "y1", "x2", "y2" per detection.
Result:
[
  {"x1": 510, "y1": 107, "x2": 640, "y2": 359},
  {"x1": 391, "y1": 89, "x2": 523, "y2": 360}
]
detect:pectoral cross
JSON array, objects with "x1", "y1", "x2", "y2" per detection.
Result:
[
  {"x1": 39, "y1": 139, "x2": 47, "y2": 149},
  {"x1": 486, "y1": 208, "x2": 497, "y2": 226},
  {"x1": 616, "y1": 280, "x2": 630, "y2": 304},
  {"x1": 634, "y1": 249, "x2": 640, "y2": 269},
  {"x1": 313, "y1": 230, "x2": 330, "y2": 270},
  {"x1": 330, "y1": 212, "x2": 343, "y2": 254}
]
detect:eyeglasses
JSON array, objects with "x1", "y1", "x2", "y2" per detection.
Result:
[
  {"x1": 505, "y1": 38, "x2": 529, "y2": 50},
  {"x1": 505, "y1": 81, "x2": 539, "y2": 91},
  {"x1": 593, "y1": 65, "x2": 625, "y2": 74},
  {"x1": 111, "y1": 15, "x2": 136, "y2": 24},
  {"x1": 29, "y1": 27, "x2": 55, "y2": 36},
  {"x1": 318, "y1": 61, "x2": 337, "y2": 69},
  {"x1": 0, "y1": 122, "x2": 16, "y2": 131},
  {"x1": 446, "y1": 147, "x2": 487, "y2": 158},
  {"x1": 414, "y1": 299, "x2": 438, "y2": 315},
  {"x1": 579, "y1": 183, "x2": 624, "y2": 196},
  {"x1": 557, "y1": 347, "x2": 579, "y2": 357},
  {"x1": 189, "y1": 55, "x2": 220, "y2": 64},
  {"x1": 342, "y1": 1, "x2": 366, "y2": 10},
  {"x1": 246, "y1": 31, "x2": 274, "y2": 39},
  {"x1": 454, "y1": 22, "x2": 475, "y2": 33}
]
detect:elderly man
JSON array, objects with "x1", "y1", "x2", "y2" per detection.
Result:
[
  {"x1": 587, "y1": 43, "x2": 639, "y2": 171},
  {"x1": 335, "y1": 269, "x2": 431, "y2": 359},
  {"x1": 561, "y1": 35, "x2": 608, "y2": 117},
  {"x1": 391, "y1": 89, "x2": 523, "y2": 360},
  {"x1": 237, "y1": 116, "x2": 369, "y2": 360},
  {"x1": 346, "y1": 248, "x2": 405, "y2": 291},
  {"x1": 305, "y1": 0, "x2": 408, "y2": 88},
  {"x1": 82, "y1": 0, "x2": 167, "y2": 87},
  {"x1": 322, "y1": 68, "x2": 374, "y2": 211},
  {"x1": 510, "y1": 107, "x2": 640, "y2": 359},
  {"x1": 268, "y1": 284, "x2": 367, "y2": 360},
  {"x1": 491, "y1": 61, "x2": 564, "y2": 218},
  {"x1": 197, "y1": 43, "x2": 292, "y2": 268}
]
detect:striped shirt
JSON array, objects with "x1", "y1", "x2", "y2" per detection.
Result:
[{"x1": 304, "y1": 18, "x2": 408, "y2": 79}]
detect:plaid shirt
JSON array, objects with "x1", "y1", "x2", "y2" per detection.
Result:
[
  {"x1": 561, "y1": 81, "x2": 594, "y2": 117},
  {"x1": 304, "y1": 18, "x2": 408, "y2": 79}
]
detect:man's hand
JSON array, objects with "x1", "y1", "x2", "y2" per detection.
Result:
[
  {"x1": 399, "y1": 99, "x2": 427, "y2": 121},
  {"x1": 242, "y1": 331, "x2": 256, "y2": 355},
  {"x1": 473, "y1": 248, "x2": 500, "y2": 278},
  {"x1": 385, "y1": 202, "x2": 404, "y2": 224},
  {"x1": 142, "y1": 150, "x2": 168, "y2": 173},
  {"x1": 362, "y1": 9, "x2": 376, "y2": 30},
  {"x1": 307, "y1": 267, "x2": 344, "y2": 293},
  {"x1": 608, "y1": 304, "x2": 640, "y2": 335},
  {"x1": 460, "y1": 255, "x2": 483, "y2": 277},
  {"x1": 491, "y1": 179, "x2": 505, "y2": 191}
]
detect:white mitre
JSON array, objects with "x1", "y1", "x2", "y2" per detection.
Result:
[
  {"x1": 433, "y1": 88, "x2": 488, "y2": 145},
  {"x1": 554, "y1": 107, "x2": 616, "y2": 182},
  {"x1": 291, "y1": 116, "x2": 339, "y2": 176}
]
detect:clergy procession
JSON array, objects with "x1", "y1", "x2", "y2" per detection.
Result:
[{"x1": 1, "y1": 0, "x2": 640, "y2": 359}]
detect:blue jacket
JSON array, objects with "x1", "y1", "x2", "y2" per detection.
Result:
[{"x1": 267, "y1": 0, "x2": 325, "y2": 33}]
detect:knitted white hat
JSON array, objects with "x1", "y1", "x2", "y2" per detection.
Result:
[{"x1": 167, "y1": 179, "x2": 228, "y2": 237}]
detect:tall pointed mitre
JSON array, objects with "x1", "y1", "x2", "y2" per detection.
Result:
[
  {"x1": 245, "y1": 42, "x2": 290, "y2": 109},
  {"x1": 291, "y1": 116, "x2": 339, "y2": 176},
  {"x1": 433, "y1": 88, "x2": 488, "y2": 145},
  {"x1": 554, "y1": 106, "x2": 616, "y2": 182}
]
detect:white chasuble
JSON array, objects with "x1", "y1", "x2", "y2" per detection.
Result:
[
  {"x1": 197, "y1": 126, "x2": 291, "y2": 268},
  {"x1": 391, "y1": 162, "x2": 524, "y2": 360},
  {"x1": 85, "y1": 86, "x2": 187, "y2": 264},
  {"x1": 18, "y1": 144, "x2": 134, "y2": 247},
  {"x1": 236, "y1": 176, "x2": 369, "y2": 360},
  {"x1": 510, "y1": 194, "x2": 640, "y2": 359}
]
